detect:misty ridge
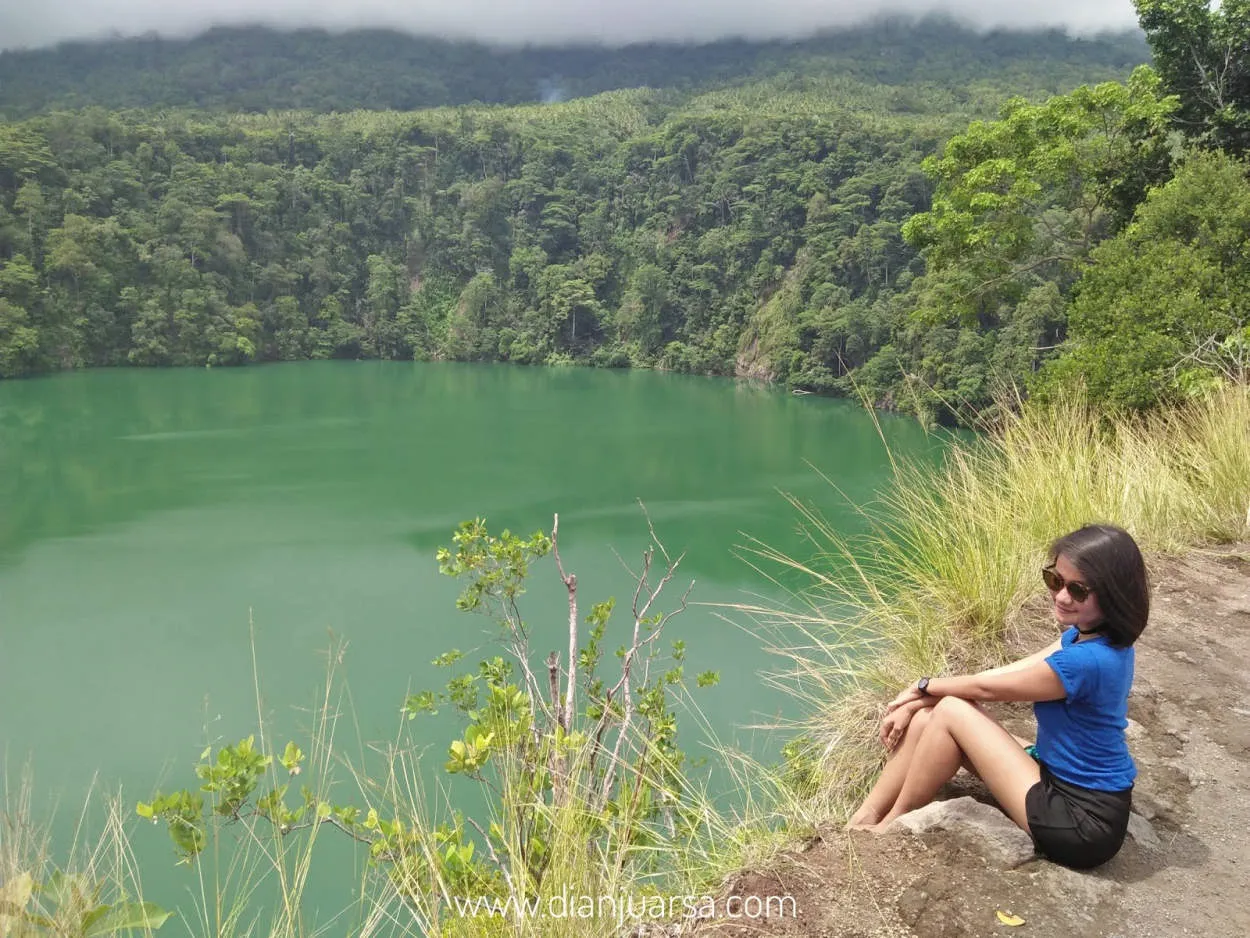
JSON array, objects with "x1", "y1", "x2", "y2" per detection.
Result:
[
  {"x1": 0, "y1": 0, "x2": 1143, "y2": 54},
  {"x1": 0, "y1": 16, "x2": 1148, "y2": 117}
]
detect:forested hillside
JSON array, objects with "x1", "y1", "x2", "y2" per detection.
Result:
[
  {"x1": 0, "y1": 92, "x2": 953, "y2": 396},
  {"x1": 0, "y1": 20, "x2": 1146, "y2": 117},
  {"x1": 1, "y1": 8, "x2": 1247, "y2": 424}
]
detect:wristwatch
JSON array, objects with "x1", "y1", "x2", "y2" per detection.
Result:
[{"x1": 917, "y1": 676, "x2": 932, "y2": 695}]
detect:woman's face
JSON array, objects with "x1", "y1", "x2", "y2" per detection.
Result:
[{"x1": 1050, "y1": 553, "x2": 1105, "y2": 632}]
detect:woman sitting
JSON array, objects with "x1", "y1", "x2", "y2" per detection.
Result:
[{"x1": 847, "y1": 524, "x2": 1149, "y2": 870}]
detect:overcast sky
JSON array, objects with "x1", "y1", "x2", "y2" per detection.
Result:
[{"x1": 0, "y1": 0, "x2": 1141, "y2": 53}]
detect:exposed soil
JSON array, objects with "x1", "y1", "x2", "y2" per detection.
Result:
[{"x1": 688, "y1": 543, "x2": 1250, "y2": 938}]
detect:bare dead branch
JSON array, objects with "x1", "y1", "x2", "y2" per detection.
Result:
[
  {"x1": 637, "y1": 498, "x2": 673, "y2": 568},
  {"x1": 546, "y1": 651, "x2": 561, "y2": 718},
  {"x1": 551, "y1": 513, "x2": 577, "y2": 733},
  {"x1": 595, "y1": 528, "x2": 692, "y2": 813},
  {"x1": 464, "y1": 815, "x2": 516, "y2": 896},
  {"x1": 1167, "y1": 327, "x2": 1250, "y2": 384}
]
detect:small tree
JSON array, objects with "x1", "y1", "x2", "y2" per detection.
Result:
[
  {"x1": 139, "y1": 514, "x2": 718, "y2": 926},
  {"x1": 1033, "y1": 150, "x2": 1250, "y2": 410}
]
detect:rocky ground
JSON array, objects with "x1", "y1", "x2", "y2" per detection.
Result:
[{"x1": 690, "y1": 542, "x2": 1250, "y2": 938}]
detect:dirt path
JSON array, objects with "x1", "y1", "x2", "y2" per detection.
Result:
[{"x1": 689, "y1": 543, "x2": 1250, "y2": 938}]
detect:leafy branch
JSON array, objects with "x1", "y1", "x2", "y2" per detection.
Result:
[{"x1": 138, "y1": 513, "x2": 719, "y2": 919}]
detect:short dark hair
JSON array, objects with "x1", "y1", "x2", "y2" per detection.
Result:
[{"x1": 1049, "y1": 524, "x2": 1150, "y2": 647}]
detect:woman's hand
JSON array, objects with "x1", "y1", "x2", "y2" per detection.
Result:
[
  {"x1": 879, "y1": 707, "x2": 913, "y2": 751},
  {"x1": 885, "y1": 683, "x2": 924, "y2": 714}
]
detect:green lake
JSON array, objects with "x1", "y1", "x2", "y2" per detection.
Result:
[{"x1": 0, "y1": 361, "x2": 947, "y2": 919}]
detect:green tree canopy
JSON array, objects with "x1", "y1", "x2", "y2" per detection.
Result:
[
  {"x1": 1034, "y1": 150, "x2": 1250, "y2": 410},
  {"x1": 903, "y1": 67, "x2": 1176, "y2": 326},
  {"x1": 1135, "y1": 0, "x2": 1250, "y2": 152}
]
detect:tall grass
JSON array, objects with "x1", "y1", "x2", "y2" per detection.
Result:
[
  {"x1": 742, "y1": 384, "x2": 1250, "y2": 824},
  {"x1": 0, "y1": 768, "x2": 165, "y2": 938},
  {"x1": 5, "y1": 619, "x2": 767, "y2": 938},
  {"x1": 73, "y1": 636, "x2": 766, "y2": 938}
]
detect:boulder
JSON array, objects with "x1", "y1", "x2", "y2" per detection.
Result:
[
  {"x1": 1127, "y1": 811, "x2": 1161, "y2": 849},
  {"x1": 892, "y1": 796, "x2": 1037, "y2": 869}
]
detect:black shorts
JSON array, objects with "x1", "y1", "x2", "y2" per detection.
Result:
[{"x1": 1025, "y1": 763, "x2": 1132, "y2": 869}]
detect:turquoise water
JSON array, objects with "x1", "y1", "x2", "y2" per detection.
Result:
[{"x1": 0, "y1": 361, "x2": 947, "y2": 925}]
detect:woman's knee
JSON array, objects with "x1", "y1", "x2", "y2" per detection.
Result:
[
  {"x1": 903, "y1": 706, "x2": 934, "y2": 739},
  {"x1": 932, "y1": 696, "x2": 978, "y2": 721}
]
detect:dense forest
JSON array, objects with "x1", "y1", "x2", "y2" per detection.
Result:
[
  {"x1": 1, "y1": 8, "x2": 1248, "y2": 424},
  {"x1": 0, "y1": 20, "x2": 1148, "y2": 117}
]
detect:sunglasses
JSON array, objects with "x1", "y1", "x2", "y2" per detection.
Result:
[{"x1": 1042, "y1": 565, "x2": 1093, "y2": 603}]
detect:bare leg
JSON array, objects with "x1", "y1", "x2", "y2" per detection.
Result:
[
  {"x1": 959, "y1": 704, "x2": 1030, "y2": 777},
  {"x1": 873, "y1": 697, "x2": 1042, "y2": 831},
  {"x1": 962, "y1": 733, "x2": 1031, "y2": 778},
  {"x1": 847, "y1": 708, "x2": 934, "y2": 829}
]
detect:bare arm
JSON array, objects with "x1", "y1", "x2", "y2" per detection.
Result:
[
  {"x1": 925, "y1": 659, "x2": 1065, "y2": 703},
  {"x1": 886, "y1": 638, "x2": 1063, "y2": 712},
  {"x1": 887, "y1": 639, "x2": 1068, "y2": 706},
  {"x1": 896, "y1": 695, "x2": 937, "y2": 716},
  {"x1": 977, "y1": 638, "x2": 1062, "y2": 677}
]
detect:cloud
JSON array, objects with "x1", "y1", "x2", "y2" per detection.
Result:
[{"x1": 0, "y1": 0, "x2": 1141, "y2": 53}]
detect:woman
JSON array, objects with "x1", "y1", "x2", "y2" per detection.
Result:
[{"x1": 846, "y1": 524, "x2": 1149, "y2": 870}]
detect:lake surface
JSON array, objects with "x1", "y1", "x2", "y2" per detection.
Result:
[{"x1": 0, "y1": 361, "x2": 947, "y2": 918}]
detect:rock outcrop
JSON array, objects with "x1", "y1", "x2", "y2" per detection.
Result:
[{"x1": 691, "y1": 544, "x2": 1250, "y2": 938}]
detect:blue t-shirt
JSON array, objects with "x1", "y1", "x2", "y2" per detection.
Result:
[{"x1": 1033, "y1": 626, "x2": 1136, "y2": 791}]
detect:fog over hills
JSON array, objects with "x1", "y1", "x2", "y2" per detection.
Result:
[
  {"x1": 1, "y1": 0, "x2": 1140, "y2": 52},
  {"x1": 0, "y1": 19, "x2": 1149, "y2": 117}
]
